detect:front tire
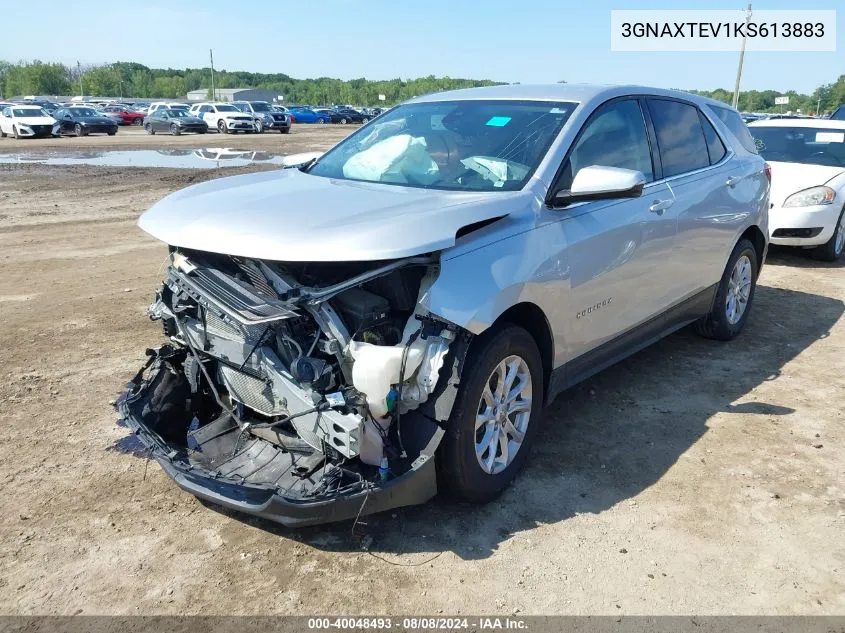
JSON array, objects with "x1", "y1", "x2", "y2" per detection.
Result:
[
  {"x1": 255, "y1": 119, "x2": 264, "y2": 133},
  {"x1": 145, "y1": 123, "x2": 155, "y2": 135},
  {"x1": 170, "y1": 123, "x2": 180, "y2": 136},
  {"x1": 694, "y1": 238, "x2": 758, "y2": 341},
  {"x1": 14, "y1": 125, "x2": 21, "y2": 139},
  {"x1": 438, "y1": 324, "x2": 543, "y2": 502},
  {"x1": 74, "y1": 124, "x2": 85, "y2": 137},
  {"x1": 811, "y1": 207, "x2": 845, "y2": 262},
  {"x1": 218, "y1": 121, "x2": 227, "y2": 134}
]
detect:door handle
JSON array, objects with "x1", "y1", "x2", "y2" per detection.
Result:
[
  {"x1": 726, "y1": 175, "x2": 742, "y2": 187},
  {"x1": 649, "y1": 199, "x2": 674, "y2": 215}
]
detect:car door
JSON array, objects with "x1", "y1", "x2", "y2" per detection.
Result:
[
  {"x1": 0, "y1": 108, "x2": 10, "y2": 134},
  {"x1": 549, "y1": 97, "x2": 677, "y2": 369},
  {"x1": 645, "y1": 98, "x2": 750, "y2": 302}
]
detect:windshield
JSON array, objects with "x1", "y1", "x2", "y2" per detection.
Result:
[
  {"x1": 215, "y1": 105, "x2": 239, "y2": 112},
  {"x1": 309, "y1": 100, "x2": 576, "y2": 191},
  {"x1": 249, "y1": 102, "x2": 271, "y2": 112},
  {"x1": 69, "y1": 108, "x2": 98, "y2": 117},
  {"x1": 13, "y1": 108, "x2": 46, "y2": 117},
  {"x1": 750, "y1": 126, "x2": 845, "y2": 167},
  {"x1": 165, "y1": 109, "x2": 191, "y2": 118}
]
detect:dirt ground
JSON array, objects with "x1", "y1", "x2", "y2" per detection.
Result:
[{"x1": 0, "y1": 134, "x2": 843, "y2": 616}]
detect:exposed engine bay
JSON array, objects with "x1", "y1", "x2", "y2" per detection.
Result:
[{"x1": 119, "y1": 247, "x2": 470, "y2": 522}]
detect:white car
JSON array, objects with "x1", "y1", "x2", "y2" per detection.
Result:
[
  {"x1": 188, "y1": 102, "x2": 256, "y2": 134},
  {"x1": 749, "y1": 119, "x2": 845, "y2": 260},
  {"x1": 0, "y1": 105, "x2": 57, "y2": 139},
  {"x1": 147, "y1": 102, "x2": 190, "y2": 116}
]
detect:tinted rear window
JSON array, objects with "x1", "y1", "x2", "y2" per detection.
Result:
[
  {"x1": 709, "y1": 105, "x2": 758, "y2": 154},
  {"x1": 647, "y1": 99, "x2": 709, "y2": 177}
]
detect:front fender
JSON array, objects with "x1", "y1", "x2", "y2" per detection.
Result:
[{"x1": 420, "y1": 221, "x2": 572, "y2": 367}]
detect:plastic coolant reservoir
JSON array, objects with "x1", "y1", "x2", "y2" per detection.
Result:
[{"x1": 349, "y1": 340, "x2": 425, "y2": 418}]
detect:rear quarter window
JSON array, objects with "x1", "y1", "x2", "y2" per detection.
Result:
[{"x1": 708, "y1": 105, "x2": 759, "y2": 154}]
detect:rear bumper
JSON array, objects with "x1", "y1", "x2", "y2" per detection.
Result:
[{"x1": 769, "y1": 203, "x2": 842, "y2": 246}]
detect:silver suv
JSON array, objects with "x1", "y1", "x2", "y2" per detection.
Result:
[{"x1": 119, "y1": 85, "x2": 770, "y2": 527}]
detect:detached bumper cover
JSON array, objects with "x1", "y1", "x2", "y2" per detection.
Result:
[{"x1": 116, "y1": 364, "x2": 439, "y2": 528}]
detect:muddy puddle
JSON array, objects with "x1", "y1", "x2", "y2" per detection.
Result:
[{"x1": 0, "y1": 148, "x2": 286, "y2": 169}]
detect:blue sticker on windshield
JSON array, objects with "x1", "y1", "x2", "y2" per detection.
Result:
[{"x1": 486, "y1": 116, "x2": 511, "y2": 127}]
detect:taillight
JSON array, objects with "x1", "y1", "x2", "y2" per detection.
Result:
[{"x1": 764, "y1": 163, "x2": 771, "y2": 181}]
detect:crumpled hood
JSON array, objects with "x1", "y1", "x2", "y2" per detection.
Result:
[
  {"x1": 138, "y1": 168, "x2": 524, "y2": 261},
  {"x1": 767, "y1": 161, "x2": 845, "y2": 207}
]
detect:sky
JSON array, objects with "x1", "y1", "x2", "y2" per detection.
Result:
[{"x1": 1, "y1": 0, "x2": 841, "y2": 94}]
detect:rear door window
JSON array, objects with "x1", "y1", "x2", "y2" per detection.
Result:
[
  {"x1": 646, "y1": 99, "x2": 710, "y2": 177},
  {"x1": 561, "y1": 98, "x2": 654, "y2": 188}
]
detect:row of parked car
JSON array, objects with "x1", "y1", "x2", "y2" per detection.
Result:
[{"x1": 0, "y1": 98, "x2": 388, "y2": 138}]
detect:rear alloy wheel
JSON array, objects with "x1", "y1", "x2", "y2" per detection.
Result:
[
  {"x1": 135, "y1": 118, "x2": 144, "y2": 126},
  {"x1": 694, "y1": 238, "x2": 758, "y2": 341},
  {"x1": 812, "y1": 207, "x2": 845, "y2": 262},
  {"x1": 218, "y1": 120, "x2": 227, "y2": 134},
  {"x1": 439, "y1": 324, "x2": 543, "y2": 502},
  {"x1": 145, "y1": 123, "x2": 155, "y2": 135},
  {"x1": 170, "y1": 123, "x2": 180, "y2": 136}
]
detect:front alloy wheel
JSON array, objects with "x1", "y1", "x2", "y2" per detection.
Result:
[
  {"x1": 475, "y1": 355, "x2": 533, "y2": 475},
  {"x1": 439, "y1": 324, "x2": 543, "y2": 502}
]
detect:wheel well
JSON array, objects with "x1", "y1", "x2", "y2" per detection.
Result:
[
  {"x1": 494, "y1": 302, "x2": 554, "y2": 393},
  {"x1": 740, "y1": 225, "x2": 766, "y2": 271}
]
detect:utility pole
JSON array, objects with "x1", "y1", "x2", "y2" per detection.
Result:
[
  {"x1": 77, "y1": 61, "x2": 84, "y2": 98},
  {"x1": 209, "y1": 49, "x2": 216, "y2": 101},
  {"x1": 817, "y1": 97, "x2": 822, "y2": 116},
  {"x1": 732, "y1": 3, "x2": 752, "y2": 110}
]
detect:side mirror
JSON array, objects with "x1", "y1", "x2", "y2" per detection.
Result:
[{"x1": 551, "y1": 165, "x2": 646, "y2": 207}]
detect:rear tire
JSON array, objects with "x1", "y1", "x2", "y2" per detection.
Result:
[
  {"x1": 811, "y1": 207, "x2": 845, "y2": 262},
  {"x1": 694, "y1": 238, "x2": 758, "y2": 341},
  {"x1": 438, "y1": 324, "x2": 544, "y2": 502}
]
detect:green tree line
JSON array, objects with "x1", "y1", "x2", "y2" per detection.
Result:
[
  {"x1": 0, "y1": 60, "x2": 842, "y2": 113},
  {"x1": 689, "y1": 76, "x2": 845, "y2": 114},
  {"x1": 0, "y1": 61, "x2": 498, "y2": 105}
]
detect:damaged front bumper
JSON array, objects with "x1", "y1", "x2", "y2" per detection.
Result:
[{"x1": 117, "y1": 349, "x2": 442, "y2": 528}]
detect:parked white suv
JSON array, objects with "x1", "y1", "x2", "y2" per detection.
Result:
[{"x1": 189, "y1": 102, "x2": 256, "y2": 134}]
